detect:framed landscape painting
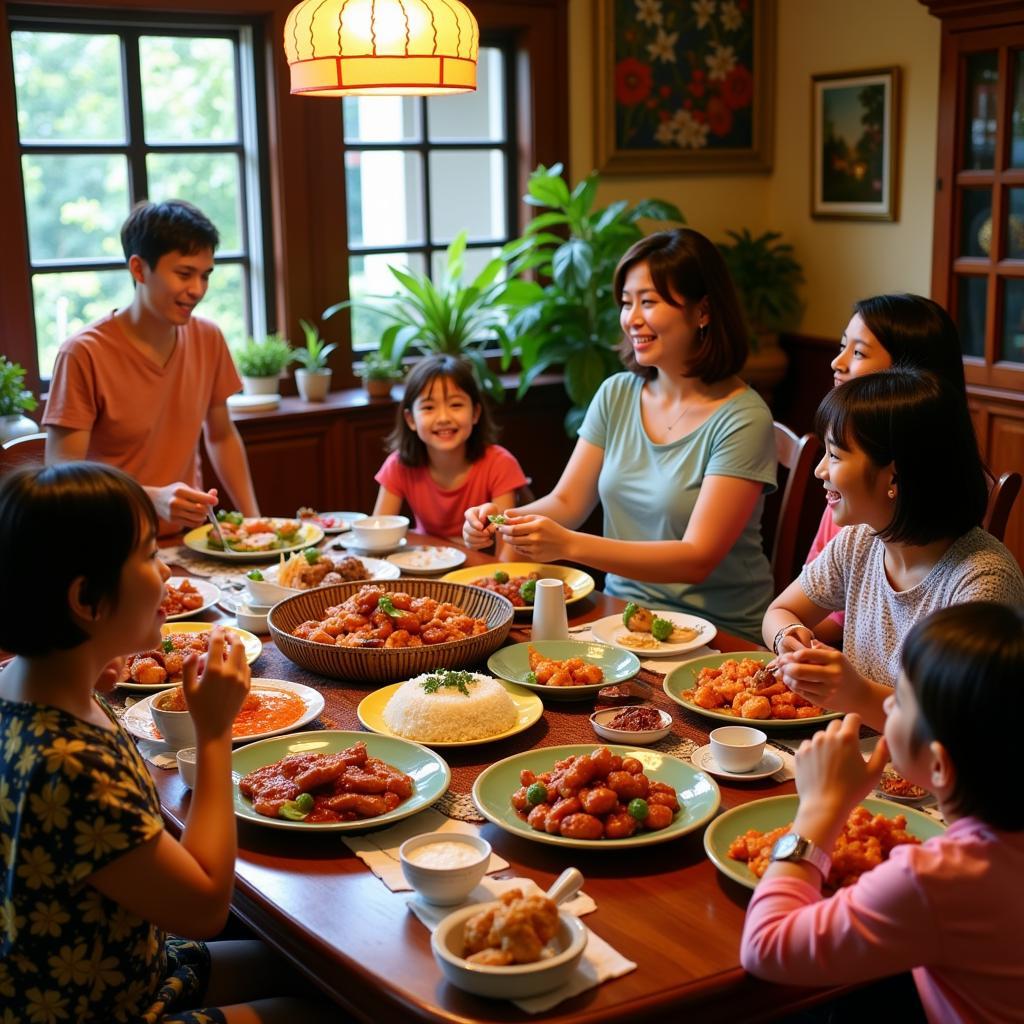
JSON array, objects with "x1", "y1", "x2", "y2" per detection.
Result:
[
  {"x1": 811, "y1": 67, "x2": 900, "y2": 221},
  {"x1": 595, "y1": 0, "x2": 775, "y2": 174}
]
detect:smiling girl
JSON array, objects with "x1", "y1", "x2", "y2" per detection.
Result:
[
  {"x1": 463, "y1": 228, "x2": 777, "y2": 642},
  {"x1": 763, "y1": 368, "x2": 1024, "y2": 730},
  {"x1": 374, "y1": 354, "x2": 528, "y2": 541}
]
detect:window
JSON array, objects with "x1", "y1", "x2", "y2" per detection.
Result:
[
  {"x1": 9, "y1": 10, "x2": 270, "y2": 377},
  {"x1": 341, "y1": 42, "x2": 516, "y2": 351}
]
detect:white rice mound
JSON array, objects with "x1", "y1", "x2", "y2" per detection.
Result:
[{"x1": 382, "y1": 671, "x2": 518, "y2": 742}]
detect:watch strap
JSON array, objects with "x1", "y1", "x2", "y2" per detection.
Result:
[{"x1": 772, "y1": 834, "x2": 832, "y2": 878}]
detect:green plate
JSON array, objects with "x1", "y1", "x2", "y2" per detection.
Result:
[
  {"x1": 472, "y1": 744, "x2": 720, "y2": 849},
  {"x1": 356, "y1": 678, "x2": 544, "y2": 747},
  {"x1": 704, "y1": 794, "x2": 947, "y2": 890},
  {"x1": 487, "y1": 641, "x2": 640, "y2": 702},
  {"x1": 232, "y1": 730, "x2": 450, "y2": 832},
  {"x1": 664, "y1": 651, "x2": 842, "y2": 729}
]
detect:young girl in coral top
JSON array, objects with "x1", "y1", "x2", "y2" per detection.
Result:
[
  {"x1": 0, "y1": 463, "x2": 330, "y2": 1023},
  {"x1": 374, "y1": 354, "x2": 528, "y2": 541},
  {"x1": 741, "y1": 601, "x2": 1024, "y2": 1023}
]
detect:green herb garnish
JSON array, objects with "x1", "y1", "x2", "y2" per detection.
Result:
[
  {"x1": 247, "y1": 569, "x2": 264, "y2": 581},
  {"x1": 526, "y1": 671, "x2": 538, "y2": 685},
  {"x1": 377, "y1": 595, "x2": 403, "y2": 618},
  {"x1": 488, "y1": 514, "x2": 507, "y2": 526},
  {"x1": 162, "y1": 638, "x2": 174, "y2": 654},
  {"x1": 302, "y1": 547, "x2": 320, "y2": 565},
  {"x1": 420, "y1": 670, "x2": 475, "y2": 696},
  {"x1": 279, "y1": 793, "x2": 314, "y2": 821},
  {"x1": 216, "y1": 509, "x2": 244, "y2": 526}
]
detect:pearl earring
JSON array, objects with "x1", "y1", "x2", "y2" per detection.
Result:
[{"x1": 887, "y1": 488, "x2": 895, "y2": 499}]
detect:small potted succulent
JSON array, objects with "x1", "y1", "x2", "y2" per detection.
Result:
[
  {"x1": 357, "y1": 350, "x2": 404, "y2": 398},
  {"x1": 232, "y1": 333, "x2": 295, "y2": 395},
  {"x1": 0, "y1": 357, "x2": 40, "y2": 444},
  {"x1": 293, "y1": 319, "x2": 337, "y2": 402}
]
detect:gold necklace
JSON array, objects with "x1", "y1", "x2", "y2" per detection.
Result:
[{"x1": 665, "y1": 404, "x2": 689, "y2": 432}]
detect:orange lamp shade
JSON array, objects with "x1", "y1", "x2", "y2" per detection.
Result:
[{"x1": 284, "y1": 0, "x2": 479, "y2": 97}]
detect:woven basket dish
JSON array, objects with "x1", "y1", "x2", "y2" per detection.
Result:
[{"x1": 268, "y1": 578, "x2": 515, "y2": 683}]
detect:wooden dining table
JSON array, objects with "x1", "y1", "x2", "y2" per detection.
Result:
[{"x1": 146, "y1": 532, "x2": 850, "y2": 1023}]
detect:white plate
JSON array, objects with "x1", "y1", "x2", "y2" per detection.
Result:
[
  {"x1": 335, "y1": 533, "x2": 408, "y2": 554},
  {"x1": 309, "y1": 511, "x2": 366, "y2": 534},
  {"x1": 123, "y1": 679, "x2": 325, "y2": 746},
  {"x1": 589, "y1": 610, "x2": 716, "y2": 658},
  {"x1": 116, "y1": 623, "x2": 263, "y2": 691},
  {"x1": 162, "y1": 577, "x2": 220, "y2": 621},
  {"x1": 184, "y1": 520, "x2": 324, "y2": 562},
  {"x1": 690, "y1": 744, "x2": 784, "y2": 781},
  {"x1": 263, "y1": 555, "x2": 401, "y2": 587},
  {"x1": 227, "y1": 393, "x2": 281, "y2": 413},
  {"x1": 386, "y1": 546, "x2": 467, "y2": 575}
]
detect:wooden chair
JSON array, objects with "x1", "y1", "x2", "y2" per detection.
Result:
[
  {"x1": 984, "y1": 470, "x2": 1022, "y2": 543},
  {"x1": 768, "y1": 422, "x2": 821, "y2": 594},
  {"x1": 0, "y1": 431, "x2": 46, "y2": 477}
]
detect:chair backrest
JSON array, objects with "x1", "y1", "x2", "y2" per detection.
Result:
[
  {"x1": 769, "y1": 422, "x2": 820, "y2": 594},
  {"x1": 0, "y1": 432, "x2": 46, "y2": 477},
  {"x1": 984, "y1": 470, "x2": 1022, "y2": 543}
]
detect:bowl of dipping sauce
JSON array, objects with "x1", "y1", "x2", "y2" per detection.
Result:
[
  {"x1": 350, "y1": 515, "x2": 409, "y2": 552},
  {"x1": 710, "y1": 725, "x2": 767, "y2": 773},
  {"x1": 399, "y1": 832, "x2": 491, "y2": 905},
  {"x1": 590, "y1": 705, "x2": 672, "y2": 745},
  {"x1": 176, "y1": 746, "x2": 197, "y2": 788}
]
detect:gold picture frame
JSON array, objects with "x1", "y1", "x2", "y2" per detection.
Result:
[
  {"x1": 594, "y1": 0, "x2": 775, "y2": 175},
  {"x1": 811, "y1": 67, "x2": 900, "y2": 221}
]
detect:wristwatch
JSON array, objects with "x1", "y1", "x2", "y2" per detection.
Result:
[{"x1": 770, "y1": 833, "x2": 832, "y2": 879}]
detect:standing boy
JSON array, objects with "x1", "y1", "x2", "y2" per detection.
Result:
[{"x1": 44, "y1": 199, "x2": 260, "y2": 531}]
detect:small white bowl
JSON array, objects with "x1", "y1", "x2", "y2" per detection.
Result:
[
  {"x1": 590, "y1": 705, "x2": 672, "y2": 745},
  {"x1": 150, "y1": 689, "x2": 197, "y2": 750},
  {"x1": 351, "y1": 514, "x2": 409, "y2": 551},
  {"x1": 176, "y1": 746, "x2": 197, "y2": 788},
  {"x1": 235, "y1": 602, "x2": 271, "y2": 634},
  {"x1": 710, "y1": 725, "x2": 767, "y2": 773},
  {"x1": 246, "y1": 574, "x2": 296, "y2": 605},
  {"x1": 399, "y1": 832, "x2": 491, "y2": 906},
  {"x1": 432, "y1": 901, "x2": 587, "y2": 999}
]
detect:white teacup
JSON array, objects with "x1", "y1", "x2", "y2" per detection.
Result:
[{"x1": 710, "y1": 725, "x2": 767, "y2": 773}]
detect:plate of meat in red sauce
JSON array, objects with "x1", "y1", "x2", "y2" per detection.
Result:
[{"x1": 232, "y1": 731, "x2": 451, "y2": 831}]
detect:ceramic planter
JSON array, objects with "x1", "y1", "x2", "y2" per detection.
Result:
[
  {"x1": 296, "y1": 368, "x2": 331, "y2": 402},
  {"x1": 364, "y1": 378, "x2": 398, "y2": 399},
  {"x1": 241, "y1": 375, "x2": 280, "y2": 396},
  {"x1": 0, "y1": 413, "x2": 40, "y2": 444}
]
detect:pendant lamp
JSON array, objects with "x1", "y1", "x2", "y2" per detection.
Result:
[{"x1": 284, "y1": 0, "x2": 479, "y2": 97}]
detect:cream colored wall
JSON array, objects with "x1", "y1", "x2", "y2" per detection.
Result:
[{"x1": 567, "y1": 0, "x2": 941, "y2": 338}]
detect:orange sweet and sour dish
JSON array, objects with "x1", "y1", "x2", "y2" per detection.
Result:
[
  {"x1": 728, "y1": 805, "x2": 922, "y2": 890},
  {"x1": 685, "y1": 657, "x2": 825, "y2": 720}
]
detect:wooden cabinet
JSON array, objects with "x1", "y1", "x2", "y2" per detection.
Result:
[{"x1": 925, "y1": 0, "x2": 1024, "y2": 563}]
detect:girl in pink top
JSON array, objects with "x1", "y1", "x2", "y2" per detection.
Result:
[
  {"x1": 805, "y1": 295, "x2": 967, "y2": 644},
  {"x1": 741, "y1": 601, "x2": 1024, "y2": 1023},
  {"x1": 374, "y1": 355, "x2": 528, "y2": 540}
]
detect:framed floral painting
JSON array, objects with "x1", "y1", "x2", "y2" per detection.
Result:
[
  {"x1": 811, "y1": 67, "x2": 900, "y2": 221},
  {"x1": 595, "y1": 0, "x2": 775, "y2": 174}
]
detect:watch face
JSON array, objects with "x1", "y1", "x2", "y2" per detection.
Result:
[{"x1": 772, "y1": 833, "x2": 800, "y2": 859}]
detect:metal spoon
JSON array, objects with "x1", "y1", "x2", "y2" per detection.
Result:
[{"x1": 206, "y1": 507, "x2": 230, "y2": 550}]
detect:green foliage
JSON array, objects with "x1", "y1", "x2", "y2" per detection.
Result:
[
  {"x1": 716, "y1": 229, "x2": 804, "y2": 339},
  {"x1": 356, "y1": 349, "x2": 405, "y2": 382},
  {"x1": 0, "y1": 357, "x2": 39, "y2": 417},
  {"x1": 232, "y1": 333, "x2": 295, "y2": 377},
  {"x1": 324, "y1": 231, "x2": 538, "y2": 402},
  {"x1": 503, "y1": 164, "x2": 684, "y2": 434},
  {"x1": 292, "y1": 319, "x2": 337, "y2": 372}
]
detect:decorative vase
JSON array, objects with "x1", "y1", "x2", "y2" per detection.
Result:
[
  {"x1": 241, "y1": 375, "x2": 280, "y2": 396},
  {"x1": 295, "y1": 368, "x2": 332, "y2": 402},
  {"x1": 364, "y1": 378, "x2": 397, "y2": 399},
  {"x1": 0, "y1": 413, "x2": 40, "y2": 444}
]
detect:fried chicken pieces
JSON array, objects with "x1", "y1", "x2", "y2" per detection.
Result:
[
  {"x1": 462, "y1": 889, "x2": 560, "y2": 965},
  {"x1": 687, "y1": 658, "x2": 825, "y2": 720},
  {"x1": 527, "y1": 645, "x2": 604, "y2": 687}
]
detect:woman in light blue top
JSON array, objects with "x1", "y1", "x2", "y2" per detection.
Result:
[{"x1": 463, "y1": 228, "x2": 777, "y2": 642}]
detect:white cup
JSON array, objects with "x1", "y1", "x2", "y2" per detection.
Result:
[
  {"x1": 532, "y1": 578, "x2": 569, "y2": 641},
  {"x1": 710, "y1": 725, "x2": 767, "y2": 773}
]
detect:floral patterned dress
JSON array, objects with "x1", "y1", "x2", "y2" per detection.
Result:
[{"x1": 0, "y1": 695, "x2": 225, "y2": 1023}]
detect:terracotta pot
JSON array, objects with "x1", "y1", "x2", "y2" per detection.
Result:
[
  {"x1": 241, "y1": 375, "x2": 280, "y2": 396},
  {"x1": 364, "y1": 378, "x2": 397, "y2": 399},
  {"x1": 296, "y1": 368, "x2": 331, "y2": 402}
]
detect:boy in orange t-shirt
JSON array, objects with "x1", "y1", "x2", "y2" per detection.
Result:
[{"x1": 44, "y1": 200, "x2": 259, "y2": 531}]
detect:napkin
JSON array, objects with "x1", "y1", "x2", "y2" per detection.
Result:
[
  {"x1": 135, "y1": 738, "x2": 178, "y2": 770},
  {"x1": 341, "y1": 809, "x2": 509, "y2": 891},
  {"x1": 407, "y1": 875, "x2": 633, "y2": 1014}
]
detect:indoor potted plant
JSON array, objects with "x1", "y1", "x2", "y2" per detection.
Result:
[
  {"x1": 324, "y1": 231, "x2": 537, "y2": 402},
  {"x1": 293, "y1": 319, "x2": 337, "y2": 402},
  {"x1": 232, "y1": 333, "x2": 295, "y2": 395},
  {"x1": 503, "y1": 164, "x2": 683, "y2": 434},
  {"x1": 0, "y1": 356, "x2": 40, "y2": 444},
  {"x1": 717, "y1": 228, "x2": 804, "y2": 400},
  {"x1": 356, "y1": 350, "x2": 405, "y2": 398}
]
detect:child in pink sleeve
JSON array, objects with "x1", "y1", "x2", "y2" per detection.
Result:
[
  {"x1": 740, "y1": 602, "x2": 1024, "y2": 1023},
  {"x1": 374, "y1": 355, "x2": 528, "y2": 540}
]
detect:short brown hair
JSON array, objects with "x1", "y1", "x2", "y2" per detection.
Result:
[
  {"x1": 387, "y1": 354, "x2": 498, "y2": 467},
  {"x1": 613, "y1": 228, "x2": 749, "y2": 384}
]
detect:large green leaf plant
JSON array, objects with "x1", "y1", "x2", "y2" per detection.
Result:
[
  {"x1": 324, "y1": 231, "x2": 539, "y2": 402},
  {"x1": 502, "y1": 164, "x2": 684, "y2": 434}
]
